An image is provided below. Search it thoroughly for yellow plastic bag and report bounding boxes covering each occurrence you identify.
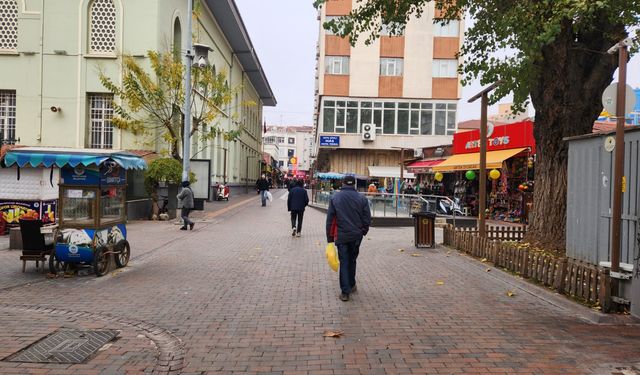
[325,243,339,272]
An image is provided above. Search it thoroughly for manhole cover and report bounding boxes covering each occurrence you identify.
[3,328,118,364]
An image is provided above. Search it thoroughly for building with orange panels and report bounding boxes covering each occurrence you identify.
[313,0,463,178]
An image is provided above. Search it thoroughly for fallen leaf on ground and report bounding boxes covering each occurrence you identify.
[398,248,405,252]
[323,330,343,338]
[592,306,602,311]
[436,281,444,285]
[481,258,488,263]
[46,273,58,279]
[411,253,421,257]
[485,268,491,272]
[254,247,262,250]
[506,290,516,297]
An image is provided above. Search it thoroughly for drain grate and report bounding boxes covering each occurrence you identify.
[4,328,118,364]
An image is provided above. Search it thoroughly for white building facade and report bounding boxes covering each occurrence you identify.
[0,0,275,194]
[313,0,462,178]
[263,125,315,176]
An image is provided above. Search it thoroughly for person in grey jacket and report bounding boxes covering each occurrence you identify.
[177,181,195,230]
[326,175,371,301]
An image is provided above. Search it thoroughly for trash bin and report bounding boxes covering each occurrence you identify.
[413,212,436,248]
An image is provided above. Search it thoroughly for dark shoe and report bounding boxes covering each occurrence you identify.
[292,227,297,236]
[189,223,195,230]
[180,226,187,230]
[339,293,349,302]
[351,284,357,293]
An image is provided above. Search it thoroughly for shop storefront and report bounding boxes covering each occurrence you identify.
[432,121,536,223]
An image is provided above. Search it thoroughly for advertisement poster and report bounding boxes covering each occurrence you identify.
[61,165,100,185]
[0,200,57,226]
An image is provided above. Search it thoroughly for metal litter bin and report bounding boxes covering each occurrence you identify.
[413,212,436,248]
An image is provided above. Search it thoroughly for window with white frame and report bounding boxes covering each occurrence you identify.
[88,94,114,149]
[89,0,117,54]
[0,0,18,51]
[325,56,350,75]
[380,22,405,36]
[380,58,403,77]
[0,90,16,143]
[324,16,345,36]
[432,59,458,78]
[433,19,460,37]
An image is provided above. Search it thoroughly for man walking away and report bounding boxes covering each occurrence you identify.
[288,179,309,237]
[326,175,372,301]
[177,181,195,230]
[256,174,270,207]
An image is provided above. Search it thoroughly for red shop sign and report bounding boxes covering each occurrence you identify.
[453,120,536,155]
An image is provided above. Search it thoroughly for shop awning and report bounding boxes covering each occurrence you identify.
[432,148,528,172]
[4,147,147,170]
[367,166,415,179]
[406,159,445,173]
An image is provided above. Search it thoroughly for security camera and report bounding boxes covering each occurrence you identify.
[196,56,207,68]
[621,37,633,47]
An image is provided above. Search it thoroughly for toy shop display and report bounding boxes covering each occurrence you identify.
[487,156,534,223]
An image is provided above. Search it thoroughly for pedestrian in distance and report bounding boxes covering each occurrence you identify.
[287,179,309,237]
[256,174,270,206]
[326,175,372,302]
[177,180,195,230]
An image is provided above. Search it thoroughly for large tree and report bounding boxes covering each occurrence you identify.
[316,0,639,251]
[100,51,241,160]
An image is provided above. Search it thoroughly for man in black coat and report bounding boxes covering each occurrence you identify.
[326,175,372,301]
[287,180,309,237]
[256,174,270,207]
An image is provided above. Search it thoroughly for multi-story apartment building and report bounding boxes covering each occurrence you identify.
[0,0,275,195]
[313,0,462,178]
[263,125,315,176]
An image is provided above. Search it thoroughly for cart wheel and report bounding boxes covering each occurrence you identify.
[114,240,130,268]
[93,246,110,277]
[49,252,68,274]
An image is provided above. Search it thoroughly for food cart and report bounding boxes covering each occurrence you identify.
[3,148,147,276]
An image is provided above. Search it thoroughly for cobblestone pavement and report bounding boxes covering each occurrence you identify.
[0,190,640,374]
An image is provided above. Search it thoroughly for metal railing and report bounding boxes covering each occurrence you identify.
[312,190,457,218]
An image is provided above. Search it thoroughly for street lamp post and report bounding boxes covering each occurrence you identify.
[468,81,502,238]
[181,0,194,182]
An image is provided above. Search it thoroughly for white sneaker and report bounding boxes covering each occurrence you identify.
[295,232,301,237]
[291,227,297,236]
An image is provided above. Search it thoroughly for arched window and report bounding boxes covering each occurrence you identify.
[0,0,19,51]
[173,18,181,61]
[89,0,116,54]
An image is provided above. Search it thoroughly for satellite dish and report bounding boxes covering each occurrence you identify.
[604,136,615,153]
[602,83,636,115]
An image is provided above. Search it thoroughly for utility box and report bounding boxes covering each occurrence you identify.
[414,212,436,248]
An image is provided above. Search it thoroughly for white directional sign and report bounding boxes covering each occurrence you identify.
[602,83,636,116]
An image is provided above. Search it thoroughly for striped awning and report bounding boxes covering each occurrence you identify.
[4,148,147,170]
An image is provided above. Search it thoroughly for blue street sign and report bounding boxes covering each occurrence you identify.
[320,136,340,147]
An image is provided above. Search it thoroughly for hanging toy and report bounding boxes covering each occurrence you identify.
[434,172,444,182]
[465,170,476,181]
[527,156,534,169]
[489,169,501,180]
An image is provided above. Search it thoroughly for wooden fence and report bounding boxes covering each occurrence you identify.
[443,225,611,309]
[453,225,528,241]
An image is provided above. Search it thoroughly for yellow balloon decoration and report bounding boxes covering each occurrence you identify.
[434,172,444,182]
[489,169,501,180]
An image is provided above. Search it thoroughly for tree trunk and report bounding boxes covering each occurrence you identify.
[526,18,624,252]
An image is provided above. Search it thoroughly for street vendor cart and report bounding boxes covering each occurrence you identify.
[3,148,147,276]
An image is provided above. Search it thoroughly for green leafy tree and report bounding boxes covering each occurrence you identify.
[99,51,240,160]
[144,158,196,217]
[316,0,639,250]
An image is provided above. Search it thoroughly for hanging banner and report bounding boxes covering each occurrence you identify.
[453,120,535,155]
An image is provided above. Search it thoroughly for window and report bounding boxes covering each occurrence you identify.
[433,20,460,37]
[0,0,18,51]
[89,0,117,54]
[380,22,404,36]
[288,137,295,144]
[325,56,349,75]
[287,149,295,157]
[435,103,447,135]
[277,137,285,144]
[0,90,16,143]
[432,59,458,78]
[324,16,345,36]
[380,58,403,77]
[278,160,284,168]
[264,136,276,144]
[173,18,182,61]
[88,94,114,149]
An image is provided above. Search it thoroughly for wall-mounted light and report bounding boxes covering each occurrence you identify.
[50,106,61,113]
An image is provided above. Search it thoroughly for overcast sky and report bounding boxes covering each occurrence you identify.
[235,0,640,126]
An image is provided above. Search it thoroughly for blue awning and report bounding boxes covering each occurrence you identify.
[4,148,147,170]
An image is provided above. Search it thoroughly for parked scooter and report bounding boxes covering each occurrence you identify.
[437,197,464,216]
[217,183,230,201]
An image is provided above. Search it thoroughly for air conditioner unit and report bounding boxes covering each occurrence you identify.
[414,149,423,158]
[362,124,376,142]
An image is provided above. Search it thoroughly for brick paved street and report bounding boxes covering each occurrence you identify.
[1,189,640,374]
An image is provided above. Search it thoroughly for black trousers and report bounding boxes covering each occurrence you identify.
[290,210,304,232]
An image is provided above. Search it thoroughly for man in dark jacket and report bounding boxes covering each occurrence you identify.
[287,179,309,237]
[177,181,195,230]
[256,174,270,206]
[326,175,372,301]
